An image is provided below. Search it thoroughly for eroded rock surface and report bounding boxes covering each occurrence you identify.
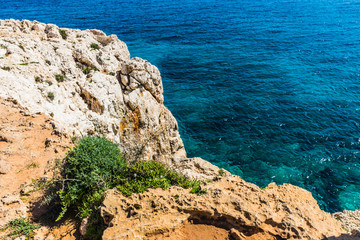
[100,176,344,240]
[333,210,360,236]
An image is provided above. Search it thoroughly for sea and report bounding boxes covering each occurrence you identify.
[1,0,359,213]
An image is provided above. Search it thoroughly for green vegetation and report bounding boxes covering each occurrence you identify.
[0,218,40,239]
[34,137,204,239]
[90,43,100,50]
[116,160,201,197]
[45,60,51,65]
[109,72,115,76]
[35,76,43,83]
[47,92,54,101]
[218,169,225,177]
[0,44,6,49]
[1,66,10,71]
[82,66,99,74]
[57,137,126,220]
[59,29,67,40]
[55,74,65,82]
[18,45,25,51]
[19,63,28,66]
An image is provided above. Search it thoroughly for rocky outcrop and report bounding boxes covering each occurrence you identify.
[100,176,344,240]
[0,19,185,163]
[333,210,360,236]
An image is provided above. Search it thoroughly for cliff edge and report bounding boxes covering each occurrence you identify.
[0,19,358,240]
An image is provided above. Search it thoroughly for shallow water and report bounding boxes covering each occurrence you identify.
[1,0,360,212]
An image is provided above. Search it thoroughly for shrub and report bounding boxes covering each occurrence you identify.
[55,74,65,82]
[18,45,25,51]
[0,218,40,239]
[109,72,115,76]
[47,92,54,101]
[1,66,10,71]
[82,66,99,74]
[35,76,42,83]
[90,43,99,50]
[45,60,51,65]
[57,137,126,220]
[59,29,67,40]
[115,160,201,197]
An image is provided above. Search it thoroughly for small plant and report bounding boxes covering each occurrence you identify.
[109,72,115,76]
[46,80,53,86]
[190,184,207,195]
[59,29,67,40]
[18,45,25,51]
[0,218,40,239]
[45,60,51,65]
[49,112,54,118]
[17,162,39,173]
[55,74,65,82]
[218,169,225,177]
[35,76,43,83]
[47,92,55,101]
[90,43,100,50]
[82,66,98,74]
[0,44,6,49]
[19,63,28,66]
[1,66,10,71]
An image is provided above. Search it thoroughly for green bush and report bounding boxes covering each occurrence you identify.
[35,76,42,83]
[59,29,67,40]
[47,92,54,101]
[1,66,10,71]
[55,74,65,82]
[90,43,100,50]
[57,137,126,220]
[18,45,25,51]
[82,66,99,74]
[116,160,200,197]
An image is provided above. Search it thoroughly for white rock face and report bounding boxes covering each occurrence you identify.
[0,19,186,163]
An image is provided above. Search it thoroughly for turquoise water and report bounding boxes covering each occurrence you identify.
[1,0,360,212]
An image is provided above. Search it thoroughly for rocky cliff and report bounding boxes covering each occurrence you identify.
[0,19,186,165]
[0,19,359,240]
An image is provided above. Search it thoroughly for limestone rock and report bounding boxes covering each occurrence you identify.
[333,209,360,234]
[172,157,224,180]
[100,176,344,240]
[0,19,185,163]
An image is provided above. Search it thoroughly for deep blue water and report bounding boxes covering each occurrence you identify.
[1,0,360,213]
